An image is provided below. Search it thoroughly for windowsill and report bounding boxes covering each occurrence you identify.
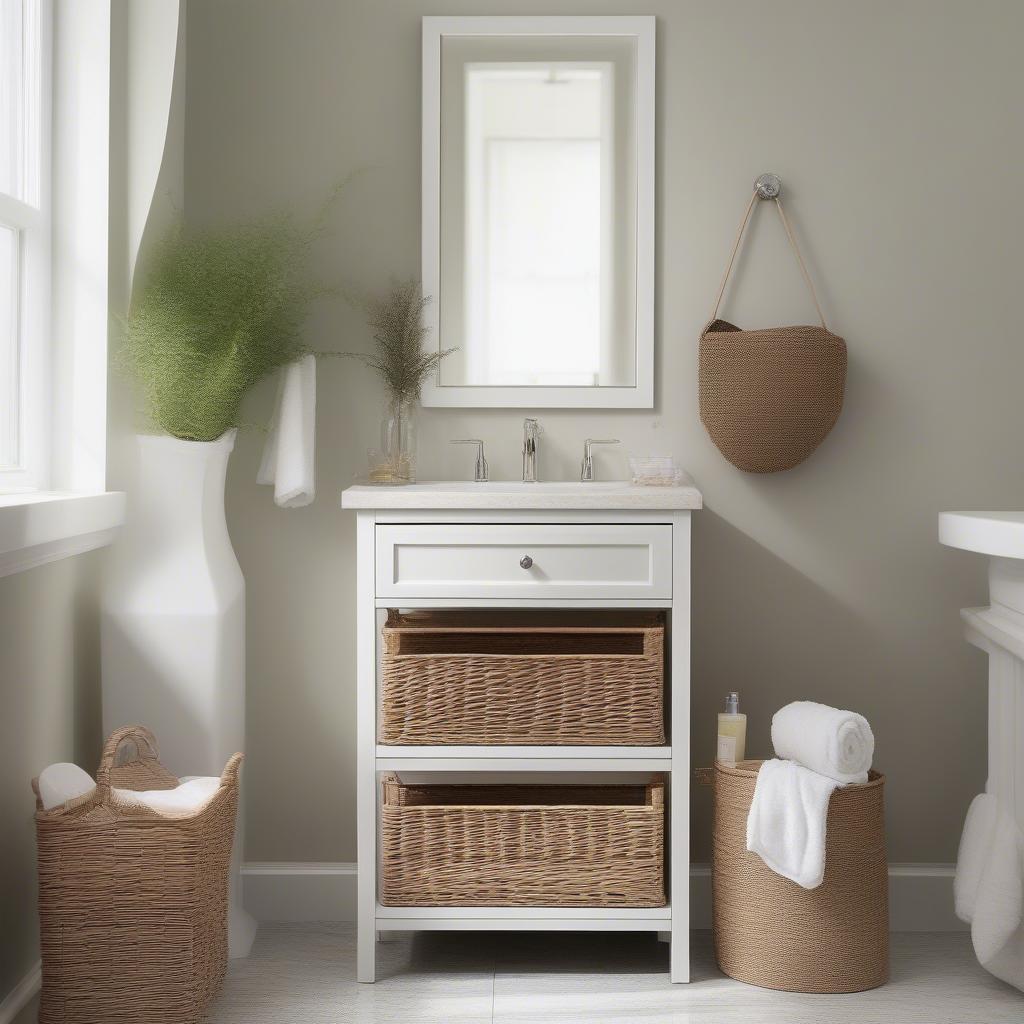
[0,490,126,578]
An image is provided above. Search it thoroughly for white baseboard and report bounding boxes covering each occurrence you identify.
[0,962,40,1024]
[243,862,358,923]
[242,862,963,932]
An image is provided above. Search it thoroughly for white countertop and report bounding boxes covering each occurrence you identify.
[340,480,702,511]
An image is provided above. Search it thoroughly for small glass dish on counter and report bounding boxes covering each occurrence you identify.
[628,455,687,487]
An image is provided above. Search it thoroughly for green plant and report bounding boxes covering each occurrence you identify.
[345,280,454,403]
[122,212,332,441]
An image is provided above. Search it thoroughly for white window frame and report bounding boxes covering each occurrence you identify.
[0,0,51,492]
[0,0,128,580]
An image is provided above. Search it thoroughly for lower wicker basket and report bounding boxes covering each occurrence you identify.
[380,775,666,907]
[712,759,889,993]
[32,726,240,1024]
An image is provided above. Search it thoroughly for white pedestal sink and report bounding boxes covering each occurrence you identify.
[940,511,1024,990]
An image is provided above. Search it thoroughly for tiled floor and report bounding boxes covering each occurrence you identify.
[16,925,1022,1023]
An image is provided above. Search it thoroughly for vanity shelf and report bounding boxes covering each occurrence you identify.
[376,745,672,772]
[341,482,701,984]
[375,903,673,931]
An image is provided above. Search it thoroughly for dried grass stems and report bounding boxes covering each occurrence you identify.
[338,280,455,403]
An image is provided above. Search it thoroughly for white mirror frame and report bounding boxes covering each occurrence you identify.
[421,15,655,409]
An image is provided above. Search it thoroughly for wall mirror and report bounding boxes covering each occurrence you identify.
[421,16,654,408]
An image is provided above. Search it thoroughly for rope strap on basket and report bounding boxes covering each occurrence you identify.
[711,189,827,330]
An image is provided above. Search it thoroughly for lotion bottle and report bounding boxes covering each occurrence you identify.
[716,691,747,765]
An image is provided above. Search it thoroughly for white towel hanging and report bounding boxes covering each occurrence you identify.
[258,354,317,508]
[745,758,840,889]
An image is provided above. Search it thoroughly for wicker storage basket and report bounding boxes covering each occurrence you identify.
[380,775,665,906]
[712,759,888,993]
[33,726,241,1024]
[380,610,665,745]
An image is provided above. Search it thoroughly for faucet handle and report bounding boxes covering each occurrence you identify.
[581,438,620,482]
[450,439,489,482]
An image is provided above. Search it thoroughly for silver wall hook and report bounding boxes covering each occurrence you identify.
[754,173,782,200]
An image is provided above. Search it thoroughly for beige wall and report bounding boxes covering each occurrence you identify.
[0,554,102,997]
[184,0,1024,865]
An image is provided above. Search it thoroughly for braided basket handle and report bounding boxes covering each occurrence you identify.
[95,725,160,791]
[219,753,244,792]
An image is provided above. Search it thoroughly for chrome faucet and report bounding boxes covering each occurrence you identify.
[581,438,620,481]
[450,439,488,482]
[522,418,540,483]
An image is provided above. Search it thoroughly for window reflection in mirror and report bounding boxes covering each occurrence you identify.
[439,36,638,390]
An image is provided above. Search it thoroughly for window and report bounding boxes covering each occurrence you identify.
[0,0,49,490]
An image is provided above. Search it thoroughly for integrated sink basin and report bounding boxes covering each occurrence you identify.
[939,512,1024,560]
[341,480,703,511]
[941,512,1024,616]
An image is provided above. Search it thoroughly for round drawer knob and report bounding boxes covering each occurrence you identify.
[519,555,534,569]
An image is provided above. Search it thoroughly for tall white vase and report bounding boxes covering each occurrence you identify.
[102,430,257,958]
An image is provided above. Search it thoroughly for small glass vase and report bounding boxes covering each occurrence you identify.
[369,395,417,485]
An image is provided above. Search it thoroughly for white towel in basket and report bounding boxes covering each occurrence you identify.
[746,758,840,889]
[37,762,220,814]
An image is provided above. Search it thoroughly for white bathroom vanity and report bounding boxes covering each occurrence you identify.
[341,481,702,983]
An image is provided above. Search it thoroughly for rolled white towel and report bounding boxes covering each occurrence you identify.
[771,700,874,785]
[37,762,96,810]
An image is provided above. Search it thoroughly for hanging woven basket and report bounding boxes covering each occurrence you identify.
[699,188,847,473]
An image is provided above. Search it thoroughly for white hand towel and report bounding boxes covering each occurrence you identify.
[258,354,316,508]
[37,762,96,810]
[971,810,1024,966]
[955,792,999,923]
[771,700,874,785]
[746,758,840,889]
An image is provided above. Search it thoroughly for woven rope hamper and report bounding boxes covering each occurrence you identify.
[380,775,666,906]
[712,759,889,993]
[33,726,241,1024]
[380,610,665,745]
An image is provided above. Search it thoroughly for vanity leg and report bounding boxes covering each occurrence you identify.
[356,512,377,983]
[670,513,692,983]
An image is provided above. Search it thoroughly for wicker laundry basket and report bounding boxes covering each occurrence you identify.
[380,775,666,907]
[380,610,666,745]
[712,759,888,993]
[33,725,241,1024]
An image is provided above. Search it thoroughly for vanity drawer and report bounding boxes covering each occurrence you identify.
[374,524,671,600]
